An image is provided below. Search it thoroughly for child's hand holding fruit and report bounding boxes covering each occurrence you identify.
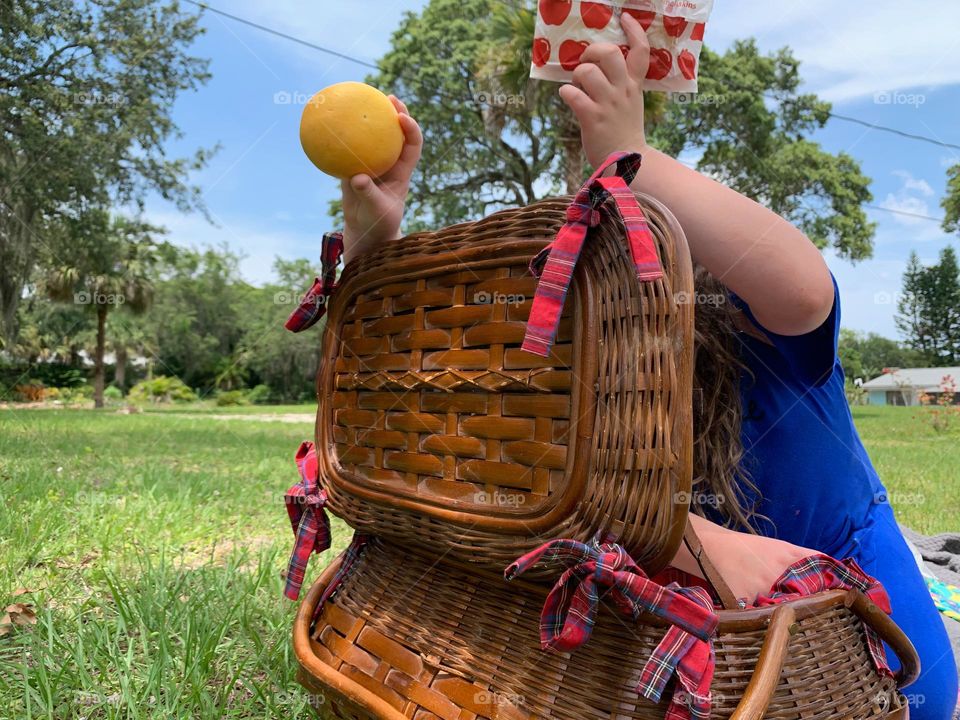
[299,83,422,264]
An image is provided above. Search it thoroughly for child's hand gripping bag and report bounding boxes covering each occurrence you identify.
[530,0,714,92]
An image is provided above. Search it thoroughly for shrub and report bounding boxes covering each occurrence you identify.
[103,385,124,402]
[128,376,198,404]
[215,389,249,407]
[13,381,46,402]
[245,384,271,405]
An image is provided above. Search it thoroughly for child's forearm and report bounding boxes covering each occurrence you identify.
[631,146,834,335]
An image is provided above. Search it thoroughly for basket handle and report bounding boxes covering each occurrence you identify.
[729,604,795,720]
[846,589,921,689]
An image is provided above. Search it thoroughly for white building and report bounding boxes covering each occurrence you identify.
[861,367,960,406]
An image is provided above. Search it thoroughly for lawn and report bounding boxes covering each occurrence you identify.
[0,404,956,718]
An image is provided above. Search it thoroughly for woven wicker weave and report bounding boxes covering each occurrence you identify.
[316,193,692,575]
[296,192,919,719]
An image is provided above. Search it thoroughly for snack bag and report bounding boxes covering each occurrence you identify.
[530,0,714,92]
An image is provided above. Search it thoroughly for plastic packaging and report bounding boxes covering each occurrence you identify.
[530,0,715,92]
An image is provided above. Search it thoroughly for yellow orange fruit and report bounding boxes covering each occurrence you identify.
[299,82,404,179]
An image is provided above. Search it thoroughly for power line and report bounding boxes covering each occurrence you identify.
[182,0,379,69]
[866,204,946,224]
[187,1,960,154]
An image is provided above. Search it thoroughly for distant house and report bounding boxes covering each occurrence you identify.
[861,367,960,406]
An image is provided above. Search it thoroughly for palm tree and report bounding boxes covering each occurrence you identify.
[485,1,667,192]
[43,212,161,408]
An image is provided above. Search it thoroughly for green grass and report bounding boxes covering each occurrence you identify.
[0,404,956,718]
[0,407,348,719]
[851,405,960,534]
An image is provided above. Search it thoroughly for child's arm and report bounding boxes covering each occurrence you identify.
[562,13,835,337]
[341,96,423,265]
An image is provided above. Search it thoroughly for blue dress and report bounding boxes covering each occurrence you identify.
[732,275,957,719]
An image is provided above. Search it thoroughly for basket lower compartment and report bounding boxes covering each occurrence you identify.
[294,539,905,720]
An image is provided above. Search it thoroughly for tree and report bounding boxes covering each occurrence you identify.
[839,328,927,381]
[41,212,160,407]
[896,247,960,365]
[943,162,960,235]
[352,0,874,261]
[0,0,213,346]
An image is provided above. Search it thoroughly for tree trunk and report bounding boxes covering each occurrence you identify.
[94,304,107,408]
[115,345,127,391]
[558,105,585,194]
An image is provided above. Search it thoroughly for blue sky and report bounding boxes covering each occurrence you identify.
[145,0,960,339]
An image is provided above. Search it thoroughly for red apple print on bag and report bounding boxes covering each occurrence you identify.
[678,49,696,79]
[539,0,572,25]
[691,22,705,41]
[619,44,630,60]
[559,39,589,70]
[532,37,551,67]
[622,8,656,31]
[663,15,688,37]
[580,2,612,29]
[646,48,672,80]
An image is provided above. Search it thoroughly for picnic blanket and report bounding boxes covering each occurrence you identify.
[900,524,960,717]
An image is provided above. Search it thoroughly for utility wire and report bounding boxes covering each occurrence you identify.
[186,0,959,224]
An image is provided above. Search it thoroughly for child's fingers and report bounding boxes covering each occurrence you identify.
[558,83,596,123]
[571,63,613,103]
[388,94,410,116]
[382,114,423,183]
[349,173,383,203]
[579,43,627,86]
[621,12,650,82]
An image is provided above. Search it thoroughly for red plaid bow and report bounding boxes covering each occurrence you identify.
[756,553,893,676]
[505,538,717,719]
[521,152,663,357]
[284,231,343,333]
[283,441,332,600]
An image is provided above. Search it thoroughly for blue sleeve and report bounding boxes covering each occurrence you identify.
[738,273,841,387]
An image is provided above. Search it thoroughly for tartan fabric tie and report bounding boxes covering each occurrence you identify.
[284,231,344,333]
[283,441,332,600]
[311,532,371,622]
[505,538,718,719]
[521,152,664,357]
[755,554,893,677]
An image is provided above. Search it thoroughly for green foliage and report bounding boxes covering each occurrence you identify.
[214,389,250,407]
[943,162,960,235]
[0,0,214,344]
[896,248,960,364]
[128,376,198,405]
[103,385,124,402]
[246,384,272,405]
[649,41,875,260]
[838,328,928,381]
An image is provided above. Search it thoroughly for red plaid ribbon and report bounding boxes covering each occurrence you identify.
[521,152,663,357]
[284,231,344,333]
[505,538,718,719]
[755,553,893,676]
[311,533,370,622]
[283,441,332,600]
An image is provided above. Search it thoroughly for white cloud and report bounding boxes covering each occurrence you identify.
[706,0,960,101]
[891,170,934,198]
[873,170,946,240]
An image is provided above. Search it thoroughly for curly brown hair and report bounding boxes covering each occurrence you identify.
[690,266,766,531]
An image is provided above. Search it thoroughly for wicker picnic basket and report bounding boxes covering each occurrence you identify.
[292,156,920,719]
